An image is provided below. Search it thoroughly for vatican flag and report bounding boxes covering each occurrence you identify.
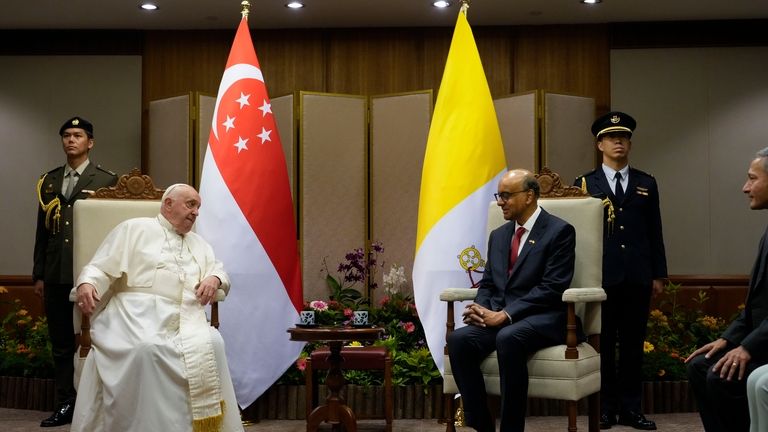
[412,7,506,374]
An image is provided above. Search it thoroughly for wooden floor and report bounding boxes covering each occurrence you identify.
[0,408,705,431]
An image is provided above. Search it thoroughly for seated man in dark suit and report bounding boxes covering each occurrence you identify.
[686,147,768,432]
[447,169,576,432]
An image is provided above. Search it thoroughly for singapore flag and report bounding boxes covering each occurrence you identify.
[197,17,303,408]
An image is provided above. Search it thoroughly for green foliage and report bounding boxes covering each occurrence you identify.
[390,347,442,388]
[0,291,54,378]
[324,272,363,306]
[642,282,732,380]
[278,260,442,389]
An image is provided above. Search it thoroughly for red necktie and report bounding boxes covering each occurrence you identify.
[509,226,526,272]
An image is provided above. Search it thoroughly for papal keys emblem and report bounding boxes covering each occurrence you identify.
[458,245,485,288]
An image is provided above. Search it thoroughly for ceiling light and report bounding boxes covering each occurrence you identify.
[580,0,602,4]
[139,3,158,10]
[433,1,451,8]
[285,2,304,8]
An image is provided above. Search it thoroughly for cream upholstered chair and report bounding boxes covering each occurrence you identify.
[68,169,225,386]
[441,168,606,432]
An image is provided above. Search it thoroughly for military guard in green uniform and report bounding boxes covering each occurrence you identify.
[33,117,117,427]
[575,112,668,431]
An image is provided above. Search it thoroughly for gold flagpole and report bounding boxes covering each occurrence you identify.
[241,0,250,20]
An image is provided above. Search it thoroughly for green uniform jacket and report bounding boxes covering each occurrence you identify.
[33,163,118,285]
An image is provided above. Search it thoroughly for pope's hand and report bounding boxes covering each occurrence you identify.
[196,276,220,306]
[76,283,100,315]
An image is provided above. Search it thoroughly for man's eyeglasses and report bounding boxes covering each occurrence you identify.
[494,190,528,203]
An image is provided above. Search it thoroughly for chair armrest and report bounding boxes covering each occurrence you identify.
[439,288,478,302]
[562,287,606,303]
[214,288,226,302]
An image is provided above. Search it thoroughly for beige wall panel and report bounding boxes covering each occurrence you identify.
[494,92,537,171]
[0,55,141,275]
[195,93,215,188]
[148,94,192,188]
[543,93,596,182]
[612,47,768,275]
[300,93,367,301]
[272,94,297,198]
[370,91,432,301]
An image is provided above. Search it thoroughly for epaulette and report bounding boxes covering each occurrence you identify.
[575,169,598,180]
[629,167,654,179]
[96,165,117,176]
[42,166,61,177]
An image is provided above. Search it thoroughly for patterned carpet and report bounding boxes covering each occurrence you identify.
[0,408,705,431]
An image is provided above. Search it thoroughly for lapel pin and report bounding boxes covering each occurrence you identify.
[528,239,535,244]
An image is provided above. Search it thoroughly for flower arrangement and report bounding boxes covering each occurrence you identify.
[321,241,384,304]
[642,282,732,380]
[0,287,54,378]
[302,299,353,326]
[282,257,441,388]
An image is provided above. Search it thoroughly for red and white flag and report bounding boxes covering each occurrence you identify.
[197,18,303,408]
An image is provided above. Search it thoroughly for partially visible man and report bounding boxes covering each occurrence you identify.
[32,116,117,427]
[447,169,576,432]
[686,148,768,432]
[71,184,243,432]
[574,112,666,430]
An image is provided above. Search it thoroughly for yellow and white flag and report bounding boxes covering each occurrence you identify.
[413,7,506,373]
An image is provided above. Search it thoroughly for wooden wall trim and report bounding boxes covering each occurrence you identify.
[0,30,142,55]
[610,19,768,49]
[0,275,34,286]
[669,274,749,287]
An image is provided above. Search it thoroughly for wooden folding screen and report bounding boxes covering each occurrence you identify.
[494,90,595,182]
[299,92,368,301]
[370,91,432,298]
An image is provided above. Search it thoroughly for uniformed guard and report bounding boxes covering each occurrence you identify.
[574,111,667,431]
[33,116,117,427]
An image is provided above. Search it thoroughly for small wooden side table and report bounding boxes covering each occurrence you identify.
[288,326,384,432]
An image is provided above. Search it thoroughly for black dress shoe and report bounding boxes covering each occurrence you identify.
[617,411,657,430]
[40,400,74,427]
[600,413,617,429]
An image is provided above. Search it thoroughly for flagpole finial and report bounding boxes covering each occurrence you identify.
[241,1,251,19]
[460,0,470,14]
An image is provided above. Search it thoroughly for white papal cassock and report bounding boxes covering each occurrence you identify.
[70,215,243,432]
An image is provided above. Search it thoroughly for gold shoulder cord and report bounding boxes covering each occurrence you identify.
[36,174,61,234]
[580,177,615,234]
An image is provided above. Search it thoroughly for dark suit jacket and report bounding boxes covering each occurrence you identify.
[722,227,768,360]
[33,162,117,285]
[574,167,667,287]
[474,208,576,340]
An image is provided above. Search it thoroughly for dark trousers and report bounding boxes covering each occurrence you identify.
[687,346,763,432]
[447,320,561,432]
[601,281,652,415]
[44,282,76,405]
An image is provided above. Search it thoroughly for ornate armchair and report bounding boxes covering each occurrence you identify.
[68,169,225,385]
[441,168,606,432]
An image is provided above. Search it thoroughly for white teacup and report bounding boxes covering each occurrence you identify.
[299,310,315,326]
[352,310,368,326]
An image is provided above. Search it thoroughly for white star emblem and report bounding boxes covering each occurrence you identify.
[236,92,251,109]
[222,115,236,132]
[234,136,249,153]
[258,100,272,117]
[257,127,272,144]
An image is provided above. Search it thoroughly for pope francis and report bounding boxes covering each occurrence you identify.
[70,184,243,432]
